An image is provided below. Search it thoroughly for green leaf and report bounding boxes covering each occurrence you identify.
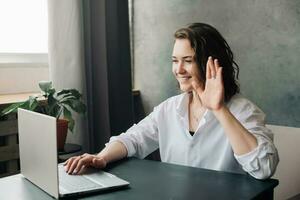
[49,104,61,118]
[55,107,63,118]
[1,102,26,116]
[29,96,37,107]
[57,89,81,99]
[68,118,75,132]
[28,96,39,111]
[39,81,52,93]
[61,99,86,114]
[0,98,36,116]
[47,94,66,117]
[18,101,31,110]
[63,106,75,132]
[48,88,56,96]
[59,95,78,102]
[47,95,56,106]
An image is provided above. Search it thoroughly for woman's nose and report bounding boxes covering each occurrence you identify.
[176,61,186,74]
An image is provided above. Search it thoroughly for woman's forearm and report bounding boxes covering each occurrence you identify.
[213,106,258,155]
[97,141,128,164]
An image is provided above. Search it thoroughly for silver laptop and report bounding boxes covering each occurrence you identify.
[17,108,129,199]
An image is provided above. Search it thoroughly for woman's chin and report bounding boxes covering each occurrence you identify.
[179,85,193,92]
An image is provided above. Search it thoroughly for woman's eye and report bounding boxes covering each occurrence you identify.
[185,60,192,63]
[172,60,178,63]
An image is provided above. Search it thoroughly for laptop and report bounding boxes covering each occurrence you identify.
[17,108,129,199]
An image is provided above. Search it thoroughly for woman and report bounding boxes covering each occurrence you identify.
[65,23,279,180]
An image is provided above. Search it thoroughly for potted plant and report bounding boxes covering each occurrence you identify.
[1,81,86,150]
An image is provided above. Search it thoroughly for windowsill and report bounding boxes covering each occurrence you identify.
[132,89,140,97]
[0,53,48,64]
[0,90,140,106]
[0,92,40,105]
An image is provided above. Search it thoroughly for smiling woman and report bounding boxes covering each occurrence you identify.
[172,39,196,92]
[64,23,279,181]
[173,23,240,103]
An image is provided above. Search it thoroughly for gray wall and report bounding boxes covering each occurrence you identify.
[133,0,300,127]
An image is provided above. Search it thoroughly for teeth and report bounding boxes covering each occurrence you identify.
[179,77,190,79]
[179,77,190,81]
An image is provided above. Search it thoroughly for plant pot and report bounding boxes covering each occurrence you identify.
[57,119,68,151]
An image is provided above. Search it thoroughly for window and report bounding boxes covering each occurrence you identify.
[0,0,49,94]
[0,0,48,54]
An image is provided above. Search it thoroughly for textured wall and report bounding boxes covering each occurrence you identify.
[133,0,300,127]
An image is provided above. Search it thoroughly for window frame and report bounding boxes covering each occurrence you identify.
[0,53,48,68]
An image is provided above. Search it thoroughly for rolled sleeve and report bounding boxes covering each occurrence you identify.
[106,110,159,159]
[234,134,279,179]
[233,100,279,179]
[108,130,138,157]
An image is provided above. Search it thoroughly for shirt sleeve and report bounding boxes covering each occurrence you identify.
[107,108,159,159]
[233,101,279,180]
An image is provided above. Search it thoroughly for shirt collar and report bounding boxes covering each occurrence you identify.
[203,109,214,121]
[175,92,215,121]
[176,92,189,118]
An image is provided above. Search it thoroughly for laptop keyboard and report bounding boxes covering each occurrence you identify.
[58,165,103,193]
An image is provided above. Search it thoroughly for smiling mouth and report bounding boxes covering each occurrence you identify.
[178,76,192,81]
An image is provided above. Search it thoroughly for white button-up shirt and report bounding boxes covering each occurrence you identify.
[109,93,279,179]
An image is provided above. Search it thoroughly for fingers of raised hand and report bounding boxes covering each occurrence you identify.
[206,56,212,79]
[206,57,223,80]
[214,58,219,69]
[217,66,223,81]
[209,57,216,79]
[213,59,223,81]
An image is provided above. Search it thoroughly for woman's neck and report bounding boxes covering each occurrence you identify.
[189,90,202,107]
[188,90,205,132]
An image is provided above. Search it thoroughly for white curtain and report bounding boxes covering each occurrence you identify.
[47,0,89,151]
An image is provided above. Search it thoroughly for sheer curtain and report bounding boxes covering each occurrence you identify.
[47,0,133,154]
[47,0,89,151]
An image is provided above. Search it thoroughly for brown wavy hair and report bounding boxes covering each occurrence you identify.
[174,23,240,102]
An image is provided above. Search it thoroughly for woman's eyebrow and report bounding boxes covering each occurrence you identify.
[182,56,193,59]
[172,55,193,59]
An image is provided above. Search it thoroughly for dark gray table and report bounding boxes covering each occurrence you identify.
[0,158,278,200]
[58,143,82,156]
